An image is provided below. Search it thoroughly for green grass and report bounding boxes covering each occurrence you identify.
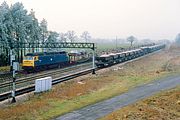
[96,43,130,51]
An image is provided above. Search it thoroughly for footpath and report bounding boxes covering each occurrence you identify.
[55,75,180,120]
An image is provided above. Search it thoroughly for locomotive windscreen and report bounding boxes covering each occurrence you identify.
[24,56,33,60]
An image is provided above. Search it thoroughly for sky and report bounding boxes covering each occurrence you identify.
[2,0,180,40]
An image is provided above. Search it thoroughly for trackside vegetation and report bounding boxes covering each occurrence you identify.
[0,45,180,119]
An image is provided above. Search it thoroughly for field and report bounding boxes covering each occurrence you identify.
[101,86,180,120]
[0,44,180,120]
[97,43,129,50]
[96,43,143,55]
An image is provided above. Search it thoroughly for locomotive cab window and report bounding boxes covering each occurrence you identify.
[34,56,38,61]
[24,56,33,60]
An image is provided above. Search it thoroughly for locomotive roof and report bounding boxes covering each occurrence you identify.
[26,51,66,56]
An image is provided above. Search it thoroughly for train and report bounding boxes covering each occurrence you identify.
[22,50,89,72]
[22,44,165,72]
[95,44,165,68]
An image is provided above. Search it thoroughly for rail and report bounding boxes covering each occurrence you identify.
[0,68,94,101]
[0,62,92,94]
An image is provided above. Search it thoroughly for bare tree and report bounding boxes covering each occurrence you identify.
[40,18,48,44]
[80,31,91,42]
[66,30,77,42]
[127,36,136,47]
[59,32,67,42]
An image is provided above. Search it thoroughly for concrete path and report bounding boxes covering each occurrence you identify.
[55,75,180,120]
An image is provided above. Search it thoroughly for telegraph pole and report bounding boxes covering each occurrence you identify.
[11,63,16,103]
[9,38,16,103]
[92,43,96,74]
[10,49,13,72]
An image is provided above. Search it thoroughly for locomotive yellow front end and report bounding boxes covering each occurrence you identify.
[22,56,35,70]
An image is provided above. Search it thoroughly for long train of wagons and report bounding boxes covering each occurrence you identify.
[95,44,165,67]
[22,44,165,72]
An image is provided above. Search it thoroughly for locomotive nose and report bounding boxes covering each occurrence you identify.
[23,60,34,67]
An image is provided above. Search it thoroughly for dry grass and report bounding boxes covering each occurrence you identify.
[0,45,180,120]
[0,66,10,72]
[100,86,180,120]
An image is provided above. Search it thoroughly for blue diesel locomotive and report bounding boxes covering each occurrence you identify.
[22,51,69,71]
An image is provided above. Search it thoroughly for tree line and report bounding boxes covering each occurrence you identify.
[0,2,91,66]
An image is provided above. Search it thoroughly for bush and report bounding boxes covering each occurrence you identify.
[0,54,8,66]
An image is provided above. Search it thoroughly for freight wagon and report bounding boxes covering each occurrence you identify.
[96,44,165,68]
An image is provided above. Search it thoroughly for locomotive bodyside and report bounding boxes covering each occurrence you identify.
[22,51,69,71]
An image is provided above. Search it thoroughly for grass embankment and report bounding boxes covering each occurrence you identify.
[0,65,24,83]
[0,66,11,83]
[101,86,180,120]
[0,45,180,120]
[0,66,10,72]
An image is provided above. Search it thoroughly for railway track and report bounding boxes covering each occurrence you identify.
[0,48,163,102]
[0,62,93,95]
[0,59,92,82]
[0,68,94,102]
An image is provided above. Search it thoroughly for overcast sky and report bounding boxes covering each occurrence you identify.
[3,0,180,40]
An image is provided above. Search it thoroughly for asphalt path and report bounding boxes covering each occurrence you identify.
[55,75,180,120]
